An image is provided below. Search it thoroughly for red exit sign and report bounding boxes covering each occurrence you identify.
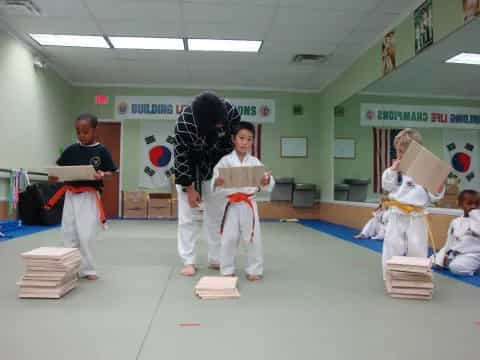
[95,95,109,105]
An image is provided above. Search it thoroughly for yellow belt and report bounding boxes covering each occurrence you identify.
[384,200,437,252]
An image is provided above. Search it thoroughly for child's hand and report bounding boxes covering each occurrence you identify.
[261,172,272,186]
[391,158,401,171]
[48,176,59,184]
[94,170,105,180]
[214,177,225,187]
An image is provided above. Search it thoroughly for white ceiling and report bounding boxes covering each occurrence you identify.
[364,18,480,99]
[0,0,423,90]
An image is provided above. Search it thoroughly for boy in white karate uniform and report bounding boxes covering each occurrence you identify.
[212,121,274,281]
[381,128,445,277]
[433,190,480,276]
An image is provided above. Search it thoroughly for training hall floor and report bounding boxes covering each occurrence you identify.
[1,220,479,360]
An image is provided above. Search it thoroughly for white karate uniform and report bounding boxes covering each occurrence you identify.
[212,151,275,276]
[61,191,100,277]
[359,209,388,239]
[433,209,480,276]
[381,168,445,276]
[177,180,227,267]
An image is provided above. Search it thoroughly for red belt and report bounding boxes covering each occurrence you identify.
[44,185,106,225]
[220,192,255,242]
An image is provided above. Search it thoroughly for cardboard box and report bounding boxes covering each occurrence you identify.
[170,175,177,200]
[399,140,451,194]
[445,184,460,196]
[123,191,148,219]
[148,193,171,218]
[218,166,266,188]
[123,208,148,219]
[437,194,458,209]
[170,199,178,218]
[124,191,148,207]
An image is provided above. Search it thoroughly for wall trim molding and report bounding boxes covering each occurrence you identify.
[360,91,480,102]
[71,81,323,93]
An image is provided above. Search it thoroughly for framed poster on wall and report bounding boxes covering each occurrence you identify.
[334,138,356,159]
[382,30,396,75]
[463,0,480,22]
[414,0,433,53]
[281,137,308,158]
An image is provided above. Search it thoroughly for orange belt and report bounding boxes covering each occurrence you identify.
[220,192,255,242]
[44,185,106,225]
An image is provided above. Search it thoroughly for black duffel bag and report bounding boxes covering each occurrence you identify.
[18,183,65,225]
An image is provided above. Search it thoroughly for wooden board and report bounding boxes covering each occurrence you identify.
[47,165,96,182]
[399,140,451,194]
[218,166,265,188]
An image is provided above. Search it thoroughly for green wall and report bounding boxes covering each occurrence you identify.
[0,0,471,203]
[73,87,322,195]
[317,0,468,200]
[334,94,480,200]
[0,29,74,200]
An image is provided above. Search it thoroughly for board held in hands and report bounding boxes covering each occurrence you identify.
[47,165,96,182]
[399,140,451,194]
[218,166,266,188]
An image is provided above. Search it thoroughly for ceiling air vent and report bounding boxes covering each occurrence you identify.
[0,0,42,15]
[292,54,329,65]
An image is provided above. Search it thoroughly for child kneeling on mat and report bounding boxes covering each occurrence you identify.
[433,190,480,276]
[212,121,274,281]
[49,113,117,280]
[381,128,445,279]
[355,194,389,240]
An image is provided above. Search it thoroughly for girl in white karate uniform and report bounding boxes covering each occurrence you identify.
[433,190,480,276]
[381,128,445,277]
[355,195,388,240]
[212,121,274,281]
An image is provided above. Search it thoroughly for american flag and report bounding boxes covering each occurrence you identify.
[372,128,400,193]
[251,124,262,159]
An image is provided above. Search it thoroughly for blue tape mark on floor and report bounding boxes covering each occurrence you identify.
[299,219,480,288]
[0,220,57,242]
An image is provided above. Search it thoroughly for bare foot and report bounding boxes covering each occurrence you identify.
[180,265,197,276]
[354,234,366,239]
[208,264,220,270]
[246,274,263,281]
[86,274,98,281]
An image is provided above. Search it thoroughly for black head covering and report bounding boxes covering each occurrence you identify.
[192,91,227,142]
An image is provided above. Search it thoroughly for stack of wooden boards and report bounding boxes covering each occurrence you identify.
[385,256,434,300]
[194,276,240,299]
[17,247,81,299]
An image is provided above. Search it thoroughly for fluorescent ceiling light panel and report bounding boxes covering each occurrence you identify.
[29,34,109,48]
[188,39,262,52]
[445,52,480,65]
[109,37,184,50]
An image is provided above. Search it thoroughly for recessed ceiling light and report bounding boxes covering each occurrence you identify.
[446,52,480,65]
[29,34,109,48]
[187,39,262,52]
[109,37,185,50]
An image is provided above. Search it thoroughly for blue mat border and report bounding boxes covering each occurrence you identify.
[0,222,58,242]
[298,219,480,288]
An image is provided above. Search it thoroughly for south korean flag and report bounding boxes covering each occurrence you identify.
[443,129,479,190]
[139,122,174,189]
